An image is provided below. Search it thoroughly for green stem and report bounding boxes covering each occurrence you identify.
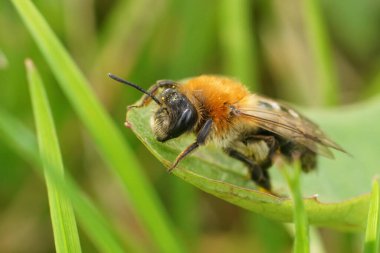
[282,162,310,253]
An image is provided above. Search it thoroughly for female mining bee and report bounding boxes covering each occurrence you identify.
[109,74,345,190]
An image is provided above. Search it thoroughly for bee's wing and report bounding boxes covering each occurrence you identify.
[235,95,346,158]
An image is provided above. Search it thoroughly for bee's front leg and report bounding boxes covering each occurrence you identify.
[168,118,213,172]
[134,80,178,108]
[126,80,178,123]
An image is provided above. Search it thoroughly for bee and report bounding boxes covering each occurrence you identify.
[109,74,345,191]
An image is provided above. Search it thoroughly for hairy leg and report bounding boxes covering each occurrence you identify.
[224,148,271,190]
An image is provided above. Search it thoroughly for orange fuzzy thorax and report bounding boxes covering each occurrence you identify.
[179,75,250,134]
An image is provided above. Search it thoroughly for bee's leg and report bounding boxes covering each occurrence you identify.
[247,134,282,166]
[126,80,178,125]
[133,80,178,108]
[246,135,279,158]
[127,86,160,110]
[224,148,271,190]
[168,118,213,173]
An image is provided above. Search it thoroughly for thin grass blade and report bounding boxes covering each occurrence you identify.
[364,178,380,253]
[302,0,339,105]
[0,49,8,69]
[281,161,310,253]
[219,0,259,89]
[92,0,167,78]
[363,63,380,99]
[26,59,82,253]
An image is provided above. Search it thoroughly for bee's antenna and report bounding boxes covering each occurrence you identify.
[108,73,162,105]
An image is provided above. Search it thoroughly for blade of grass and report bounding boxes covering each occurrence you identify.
[0,49,8,69]
[26,59,82,253]
[0,113,36,166]
[281,160,310,253]
[364,178,380,253]
[168,0,216,79]
[11,1,185,252]
[91,0,167,80]
[284,226,327,253]
[0,108,143,253]
[363,62,380,99]
[309,228,326,253]
[219,0,259,90]
[302,0,339,106]
[63,0,96,70]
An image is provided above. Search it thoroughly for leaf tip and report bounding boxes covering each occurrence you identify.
[124,121,132,128]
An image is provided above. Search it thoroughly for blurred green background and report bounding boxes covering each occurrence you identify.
[1,0,380,252]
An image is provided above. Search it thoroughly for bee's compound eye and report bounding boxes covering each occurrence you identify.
[151,90,198,142]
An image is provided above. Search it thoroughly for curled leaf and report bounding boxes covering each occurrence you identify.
[126,97,380,232]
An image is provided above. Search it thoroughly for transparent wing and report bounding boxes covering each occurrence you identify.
[235,95,346,158]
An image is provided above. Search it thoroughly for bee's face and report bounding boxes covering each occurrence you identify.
[151,88,198,142]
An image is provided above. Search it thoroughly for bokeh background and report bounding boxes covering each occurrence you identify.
[1,0,380,252]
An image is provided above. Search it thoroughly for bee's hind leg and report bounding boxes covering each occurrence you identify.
[224,148,271,191]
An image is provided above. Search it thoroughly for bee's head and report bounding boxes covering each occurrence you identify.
[152,88,197,142]
[108,74,197,143]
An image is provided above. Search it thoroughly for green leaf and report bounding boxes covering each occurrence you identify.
[127,95,380,232]
[364,179,380,253]
[26,59,82,253]
[11,1,184,252]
